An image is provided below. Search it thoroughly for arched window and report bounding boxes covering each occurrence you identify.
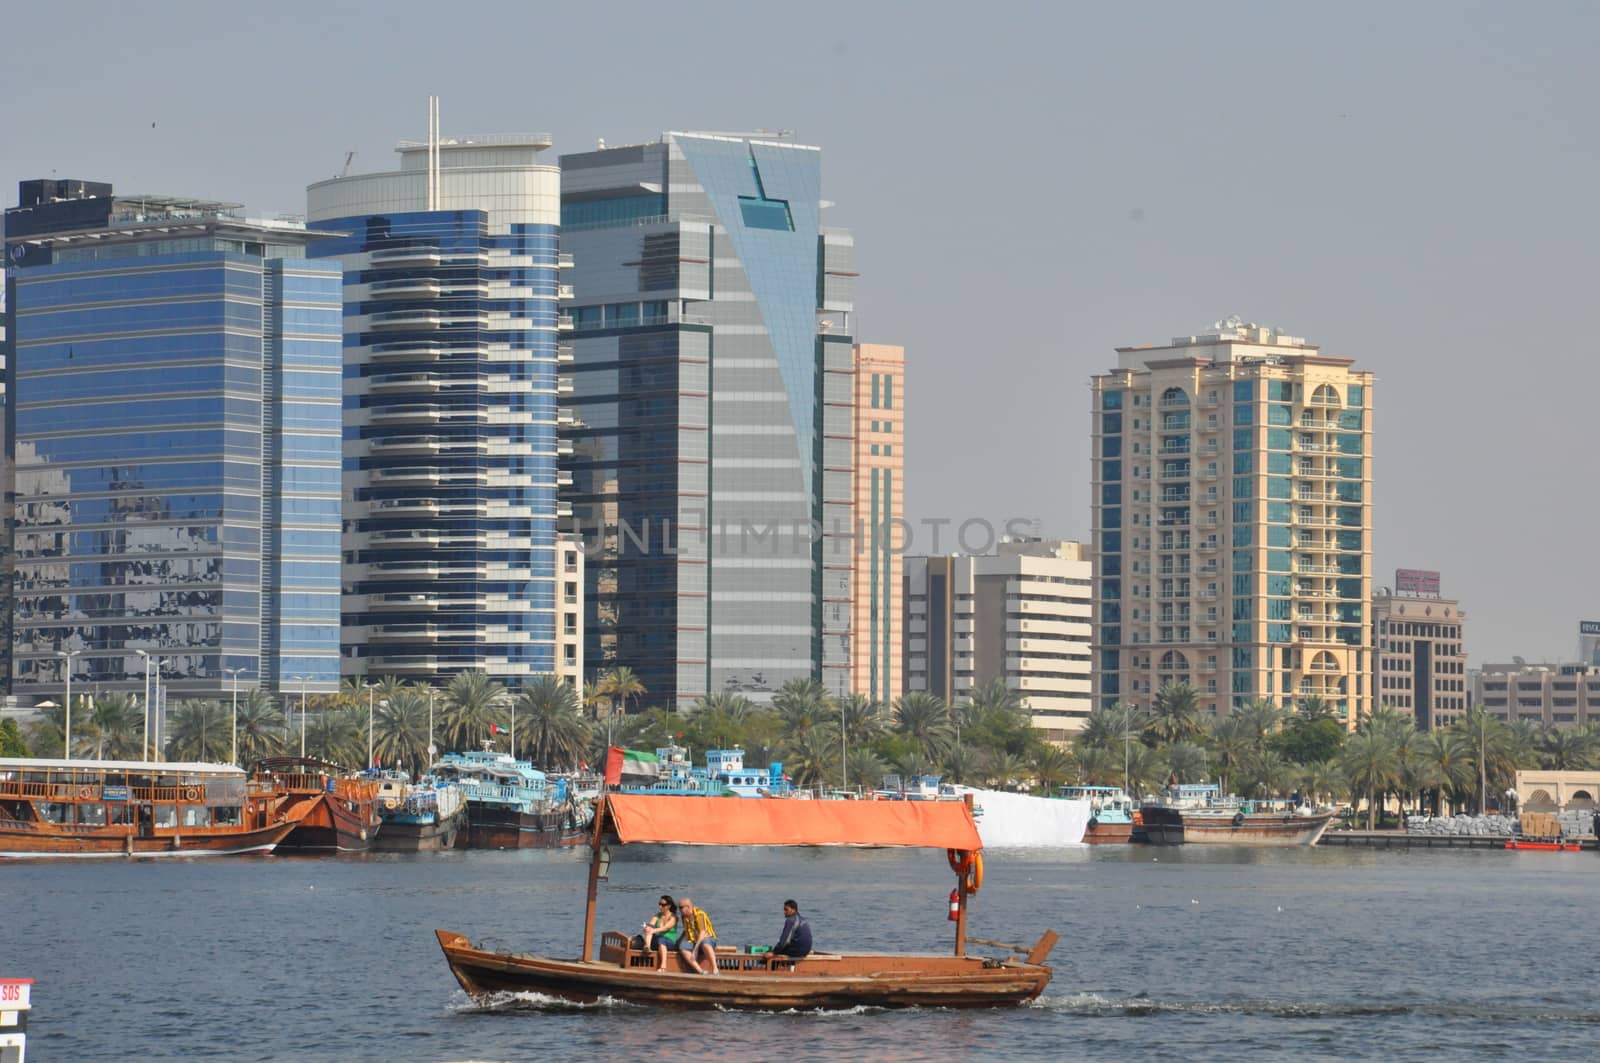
[1160,387,1189,408]
[1312,384,1341,407]
[1159,650,1189,672]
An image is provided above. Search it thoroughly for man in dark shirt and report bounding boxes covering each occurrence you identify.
[772,899,813,959]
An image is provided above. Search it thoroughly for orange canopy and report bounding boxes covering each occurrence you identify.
[604,794,982,851]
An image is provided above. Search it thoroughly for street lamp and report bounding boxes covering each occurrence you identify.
[224,667,245,766]
[137,650,152,761]
[299,677,309,759]
[365,683,375,771]
[427,687,437,767]
[55,650,78,759]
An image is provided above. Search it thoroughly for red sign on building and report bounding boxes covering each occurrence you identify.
[1395,569,1441,596]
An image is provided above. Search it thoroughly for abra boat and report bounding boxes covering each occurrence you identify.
[1504,837,1583,851]
[1141,785,1334,847]
[253,757,382,853]
[372,774,466,852]
[436,793,1058,1010]
[430,751,587,849]
[0,757,295,858]
[1060,785,1135,844]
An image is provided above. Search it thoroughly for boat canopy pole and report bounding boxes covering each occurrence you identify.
[954,794,972,957]
[581,797,608,962]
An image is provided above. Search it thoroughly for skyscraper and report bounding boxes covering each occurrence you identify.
[3,179,343,701]
[304,113,569,686]
[1091,318,1375,724]
[559,132,857,709]
[851,343,904,706]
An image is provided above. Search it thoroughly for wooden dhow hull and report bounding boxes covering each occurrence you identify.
[373,808,466,852]
[1083,819,1133,844]
[459,806,585,850]
[435,930,1051,1010]
[0,819,295,858]
[275,791,381,853]
[1140,806,1334,847]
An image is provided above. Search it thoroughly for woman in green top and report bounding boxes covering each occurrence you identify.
[641,894,678,969]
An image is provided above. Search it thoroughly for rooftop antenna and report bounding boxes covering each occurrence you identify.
[426,96,441,211]
[340,151,355,178]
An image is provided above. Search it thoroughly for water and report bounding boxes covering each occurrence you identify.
[7,845,1598,1061]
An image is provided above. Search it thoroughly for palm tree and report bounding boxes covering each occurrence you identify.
[372,688,432,776]
[1032,745,1073,794]
[1298,759,1339,807]
[836,694,885,749]
[783,726,841,787]
[941,744,983,786]
[1340,729,1402,829]
[307,707,363,768]
[1206,716,1254,797]
[234,690,286,768]
[1540,725,1600,771]
[1422,729,1474,815]
[892,750,935,782]
[892,692,954,760]
[691,691,756,723]
[846,748,886,790]
[1453,707,1512,814]
[165,700,229,762]
[88,693,140,760]
[441,672,508,751]
[1076,701,1144,752]
[1124,743,1166,799]
[1070,743,1122,787]
[1146,682,1204,745]
[772,678,831,739]
[982,751,1029,790]
[1233,698,1283,749]
[1296,695,1336,722]
[582,681,611,725]
[1239,750,1296,798]
[599,667,647,719]
[1165,741,1209,785]
[516,676,590,771]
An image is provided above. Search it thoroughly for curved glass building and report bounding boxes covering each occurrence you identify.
[305,132,568,685]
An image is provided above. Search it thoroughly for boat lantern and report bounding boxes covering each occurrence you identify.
[597,845,612,881]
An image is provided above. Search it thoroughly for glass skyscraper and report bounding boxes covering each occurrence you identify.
[305,132,566,684]
[560,132,857,709]
[2,179,344,701]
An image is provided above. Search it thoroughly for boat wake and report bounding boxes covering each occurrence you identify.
[1034,992,1600,1024]
[456,990,633,1013]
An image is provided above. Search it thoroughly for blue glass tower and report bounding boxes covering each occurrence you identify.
[2,180,344,701]
[305,134,565,685]
[560,133,857,708]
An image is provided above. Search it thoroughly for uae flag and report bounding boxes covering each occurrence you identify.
[489,723,508,736]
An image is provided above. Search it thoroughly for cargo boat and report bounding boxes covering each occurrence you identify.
[373,775,466,852]
[1141,784,1334,847]
[1059,785,1135,844]
[0,757,295,858]
[430,751,588,849]
[437,793,1057,1010]
[253,757,382,853]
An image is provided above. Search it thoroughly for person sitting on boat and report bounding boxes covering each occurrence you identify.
[770,899,812,960]
[641,894,678,967]
[675,897,719,975]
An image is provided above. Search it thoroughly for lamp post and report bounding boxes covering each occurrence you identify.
[427,687,436,767]
[56,650,78,759]
[137,650,152,761]
[224,668,244,766]
[840,700,849,791]
[366,683,375,771]
[300,677,309,759]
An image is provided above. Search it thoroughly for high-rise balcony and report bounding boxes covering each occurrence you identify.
[369,278,443,300]
[369,247,442,269]
[369,373,441,393]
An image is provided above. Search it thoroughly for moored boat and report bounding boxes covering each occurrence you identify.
[430,751,588,849]
[1060,785,1135,844]
[372,774,466,852]
[1504,837,1583,851]
[253,757,382,853]
[0,757,296,858]
[436,793,1057,1010]
[1141,786,1334,847]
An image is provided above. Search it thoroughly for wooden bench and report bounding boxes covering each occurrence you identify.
[598,931,840,973]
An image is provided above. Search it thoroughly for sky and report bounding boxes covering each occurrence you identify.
[2,0,1595,665]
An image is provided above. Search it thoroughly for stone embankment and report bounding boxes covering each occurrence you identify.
[1403,811,1597,837]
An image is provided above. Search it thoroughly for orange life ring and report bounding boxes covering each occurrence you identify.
[965,851,984,894]
[947,848,974,876]
[184,787,200,802]
[78,786,94,799]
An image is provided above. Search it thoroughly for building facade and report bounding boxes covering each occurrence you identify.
[3,179,343,701]
[850,343,904,706]
[1475,662,1600,727]
[559,132,857,710]
[1372,580,1467,730]
[1091,318,1375,724]
[903,539,1093,740]
[305,124,569,686]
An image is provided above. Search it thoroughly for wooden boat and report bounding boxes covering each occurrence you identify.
[430,751,587,849]
[436,793,1057,1010]
[1060,785,1134,844]
[372,775,466,852]
[1504,837,1582,852]
[1141,803,1335,847]
[253,758,382,853]
[0,757,296,858]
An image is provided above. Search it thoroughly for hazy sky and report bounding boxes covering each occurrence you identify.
[4,1,1595,664]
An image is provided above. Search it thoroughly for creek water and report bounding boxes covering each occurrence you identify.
[7,844,1596,1061]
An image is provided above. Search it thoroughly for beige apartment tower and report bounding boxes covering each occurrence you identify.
[1372,579,1467,731]
[904,539,1094,740]
[850,343,905,705]
[1091,318,1375,725]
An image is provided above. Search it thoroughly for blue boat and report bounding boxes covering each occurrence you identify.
[429,751,588,849]
[372,772,467,852]
[610,745,790,798]
[1057,785,1134,844]
[704,749,791,797]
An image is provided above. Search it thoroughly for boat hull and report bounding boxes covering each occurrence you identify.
[374,808,466,852]
[435,930,1051,1010]
[1140,806,1334,846]
[1505,839,1582,851]
[1083,819,1133,844]
[276,792,382,853]
[0,820,295,859]
[459,805,585,850]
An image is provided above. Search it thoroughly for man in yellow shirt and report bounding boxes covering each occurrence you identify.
[676,897,719,975]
